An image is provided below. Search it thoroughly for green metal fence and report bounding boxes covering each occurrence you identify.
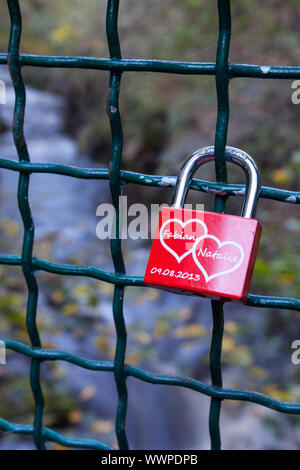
[0,0,299,451]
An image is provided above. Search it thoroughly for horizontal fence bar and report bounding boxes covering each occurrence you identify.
[1,54,300,79]
[0,417,113,450]
[32,257,145,286]
[0,158,299,203]
[0,54,216,74]
[4,339,114,371]
[0,254,299,311]
[2,340,300,415]
[125,366,300,414]
[0,254,22,265]
[247,295,300,310]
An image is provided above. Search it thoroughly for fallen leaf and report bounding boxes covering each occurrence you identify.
[90,419,114,434]
[174,323,206,339]
[132,331,152,344]
[79,385,97,402]
[67,409,83,424]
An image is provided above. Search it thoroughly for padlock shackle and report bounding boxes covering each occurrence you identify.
[171,146,259,218]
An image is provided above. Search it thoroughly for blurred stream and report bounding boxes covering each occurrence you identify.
[0,66,299,450]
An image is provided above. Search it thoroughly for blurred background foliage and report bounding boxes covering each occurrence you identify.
[1,0,298,297]
[0,0,299,449]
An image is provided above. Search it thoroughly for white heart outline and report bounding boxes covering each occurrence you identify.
[192,234,245,282]
[159,217,208,263]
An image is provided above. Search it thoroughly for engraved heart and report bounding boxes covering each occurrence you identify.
[160,218,208,263]
[192,234,244,282]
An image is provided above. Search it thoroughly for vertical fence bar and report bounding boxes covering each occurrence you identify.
[215,0,231,191]
[214,0,231,212]
[6,0,45,450]
[208,0,231,450]
[106,0,129,450]
[209,300,224,450]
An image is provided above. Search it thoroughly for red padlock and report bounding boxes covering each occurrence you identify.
[144,146,262,302]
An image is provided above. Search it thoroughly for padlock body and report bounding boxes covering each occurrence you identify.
[144,207,262,302]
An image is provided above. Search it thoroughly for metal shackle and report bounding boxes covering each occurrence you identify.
[171,146,260,219]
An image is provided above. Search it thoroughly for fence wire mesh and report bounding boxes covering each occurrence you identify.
[0,0,299,451]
